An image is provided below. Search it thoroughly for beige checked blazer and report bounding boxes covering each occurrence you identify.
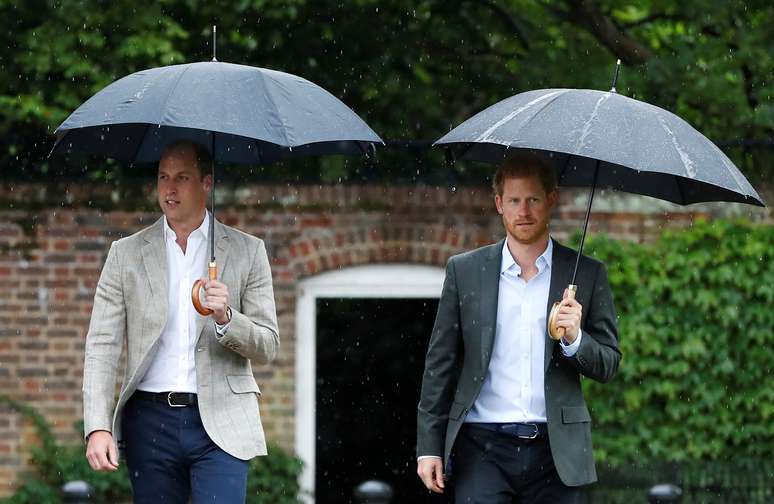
[82,217,279,460]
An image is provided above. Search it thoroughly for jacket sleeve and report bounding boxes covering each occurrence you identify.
[216,239,279,364]
[416,257,463,458]
[568,263,621,383]
[82,241,126,438]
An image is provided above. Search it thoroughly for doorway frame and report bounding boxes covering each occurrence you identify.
[295,264,445,502]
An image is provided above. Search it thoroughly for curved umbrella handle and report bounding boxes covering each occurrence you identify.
[192,262,217,316]
[548,284,577,341]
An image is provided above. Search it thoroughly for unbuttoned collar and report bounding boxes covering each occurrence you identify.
[501,237,553,276]
[163,211,210,243]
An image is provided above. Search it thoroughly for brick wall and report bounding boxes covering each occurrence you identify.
[0,180,770,495]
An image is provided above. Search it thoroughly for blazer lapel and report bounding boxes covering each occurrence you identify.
[213,220,231,283]
[139,218,169,352]
[480,239,504,370]
[195,219,231,344]
[545,238,574,372]
[141,218,169,305]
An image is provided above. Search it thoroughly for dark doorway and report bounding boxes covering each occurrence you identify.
[316,297,442,504]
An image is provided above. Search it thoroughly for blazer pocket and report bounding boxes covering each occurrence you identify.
[227,375,262,396]
[561,406,591,424]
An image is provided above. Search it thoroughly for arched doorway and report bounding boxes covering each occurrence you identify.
[295,265,445,502]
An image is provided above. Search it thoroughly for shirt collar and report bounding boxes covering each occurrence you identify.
[163,210,210,243]
[501,237,553,275]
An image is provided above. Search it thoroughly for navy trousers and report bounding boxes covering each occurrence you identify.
[122,394,249,503]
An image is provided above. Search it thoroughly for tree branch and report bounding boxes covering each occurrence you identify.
[555,0,653,65]
[739,63,759,110]
[470,0,531,51]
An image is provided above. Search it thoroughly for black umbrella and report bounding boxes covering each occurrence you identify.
[434,61,765,339]
[51,29,383,315]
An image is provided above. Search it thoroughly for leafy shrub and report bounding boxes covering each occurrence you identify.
[247,444,303,504]
[579,219,773,480]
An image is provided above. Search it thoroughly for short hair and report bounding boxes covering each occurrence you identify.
[161,140,213,178]
[492,151,557,196]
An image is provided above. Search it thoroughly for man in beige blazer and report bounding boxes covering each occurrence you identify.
[82,141,279,503]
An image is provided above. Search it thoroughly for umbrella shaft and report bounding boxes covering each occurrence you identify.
[210,154,215,262]
[571,160,599,285]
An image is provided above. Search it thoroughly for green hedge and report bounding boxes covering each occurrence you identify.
[581,219,773,466]
[0,396,302,504]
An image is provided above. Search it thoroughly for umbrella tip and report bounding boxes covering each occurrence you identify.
[610,59,621,93]
[211,25,218,62]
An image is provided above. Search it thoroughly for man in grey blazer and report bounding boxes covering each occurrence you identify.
[416,152,620,503]
[82,141,279,503]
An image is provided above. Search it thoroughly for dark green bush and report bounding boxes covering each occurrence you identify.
[247,444,303,504]
[0,396,130,504]
[579,221,774,503]
[0,396,302,504]
[580,219,774,499]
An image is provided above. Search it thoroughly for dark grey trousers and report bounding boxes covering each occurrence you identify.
[451,424,586,504]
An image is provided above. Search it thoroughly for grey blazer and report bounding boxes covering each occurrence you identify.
[417,238,620,486]
[82,217,279,460]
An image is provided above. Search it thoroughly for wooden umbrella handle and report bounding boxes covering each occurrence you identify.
[548,284,577,341]
[192,261,217,316]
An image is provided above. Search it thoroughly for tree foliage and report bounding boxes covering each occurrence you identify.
[1,0,772,182]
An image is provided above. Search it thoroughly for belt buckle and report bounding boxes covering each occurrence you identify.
[518,423,539,439]
[167,392,186,408]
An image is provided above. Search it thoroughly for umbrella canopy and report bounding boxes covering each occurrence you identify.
[434,81,765,340]
[435,88,764,207]
[51,59,383,316]
[51,61,383,163]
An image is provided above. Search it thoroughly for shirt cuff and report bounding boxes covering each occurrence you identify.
[559,328,582,356]
[215,313,231,337]
[417,455,442,461]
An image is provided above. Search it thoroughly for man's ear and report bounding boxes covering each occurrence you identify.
[203,174,213,192]
[494,194,504,215]
[547,190,558,209]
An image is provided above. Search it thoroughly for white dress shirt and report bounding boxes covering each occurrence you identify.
[138,211,228,393]
[466,238,581,423]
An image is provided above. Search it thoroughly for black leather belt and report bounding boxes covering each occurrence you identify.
[467,422,548,439]
[133,390,198,408]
